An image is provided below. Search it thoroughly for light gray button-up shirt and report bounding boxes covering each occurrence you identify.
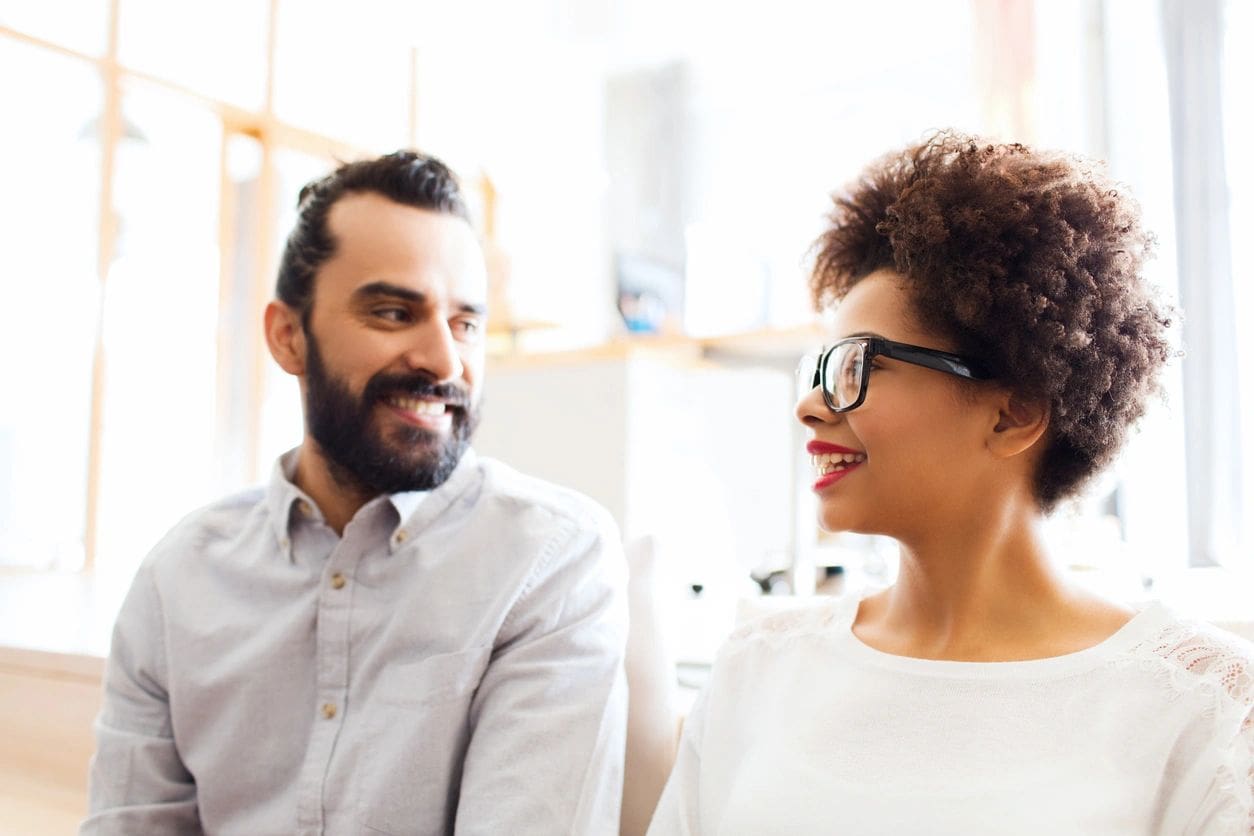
[83,448,628,835]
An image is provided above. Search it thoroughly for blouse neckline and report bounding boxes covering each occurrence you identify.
[832,595,1172,679]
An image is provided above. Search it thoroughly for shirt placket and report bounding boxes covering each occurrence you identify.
[295,521,370,835]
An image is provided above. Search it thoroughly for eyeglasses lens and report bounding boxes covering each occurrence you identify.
[797,353,819,390]
[826,342,865,409]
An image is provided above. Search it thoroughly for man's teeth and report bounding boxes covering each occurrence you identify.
[388,397,447,416]
[811,452,866,474]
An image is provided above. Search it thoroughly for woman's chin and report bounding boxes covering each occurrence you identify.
[818,509,890,540]
[818,509,860,534]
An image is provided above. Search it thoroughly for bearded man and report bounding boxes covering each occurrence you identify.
[83,152,627,836]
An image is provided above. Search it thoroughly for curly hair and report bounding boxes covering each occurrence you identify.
[811,131,1172,510]
[276,150,471,325]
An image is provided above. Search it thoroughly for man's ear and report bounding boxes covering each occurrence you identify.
[264,300,306,376]
[987,391,1050,459]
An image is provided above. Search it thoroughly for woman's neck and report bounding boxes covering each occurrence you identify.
[854,500,1134,661]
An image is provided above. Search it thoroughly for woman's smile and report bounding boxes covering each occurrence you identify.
[806,439,866,491]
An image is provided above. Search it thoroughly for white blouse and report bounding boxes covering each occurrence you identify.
[648,596,1254,835]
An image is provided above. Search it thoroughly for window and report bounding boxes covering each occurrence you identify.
[0,40,101,570]
[93,82,222,571]
[1223,0,1254,560]
[0,3,411,578]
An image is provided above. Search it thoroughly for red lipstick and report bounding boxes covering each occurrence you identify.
[812,468,858,490]
[806,440,862,455]
[806,440,865,491]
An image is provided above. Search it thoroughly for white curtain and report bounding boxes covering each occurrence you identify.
[1160,0,1244,565]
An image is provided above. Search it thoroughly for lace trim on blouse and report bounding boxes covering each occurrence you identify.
[725,601,844,645]
[1129,620,1254,834]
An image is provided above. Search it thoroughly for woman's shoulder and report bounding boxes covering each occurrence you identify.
[1122,606,1254,716]
[720,594,860,652]
[1120,610,1254,832]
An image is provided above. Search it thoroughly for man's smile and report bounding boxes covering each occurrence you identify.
[381,395,455,431]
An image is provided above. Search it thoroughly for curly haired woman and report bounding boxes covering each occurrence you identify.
[647,133,1254,835]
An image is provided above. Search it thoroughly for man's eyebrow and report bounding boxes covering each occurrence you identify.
[353,281,425,303]
[352,281,487,316]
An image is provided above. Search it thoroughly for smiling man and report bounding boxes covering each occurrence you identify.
[83,152,628,836]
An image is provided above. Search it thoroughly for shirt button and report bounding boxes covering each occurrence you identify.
[297,500,312,516]
[321,702,337,719]
[393,529,408,544]
[330,573,346,589]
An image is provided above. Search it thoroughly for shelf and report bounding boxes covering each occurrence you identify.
[487,322,826,369]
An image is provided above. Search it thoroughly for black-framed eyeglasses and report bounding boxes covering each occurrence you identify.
[797,337,994,413]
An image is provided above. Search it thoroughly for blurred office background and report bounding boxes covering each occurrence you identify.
[2,1,1254,830]
[0,0,1252,649]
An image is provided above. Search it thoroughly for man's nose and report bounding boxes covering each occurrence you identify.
[403,320,464,383]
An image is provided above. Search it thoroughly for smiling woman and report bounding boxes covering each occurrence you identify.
[812,135,1172,514]
[647,132,1254,836]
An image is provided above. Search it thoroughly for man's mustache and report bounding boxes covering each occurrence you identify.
[363,374,472,411]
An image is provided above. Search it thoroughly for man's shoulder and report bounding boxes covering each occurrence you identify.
[474,456,618,537]
[142,486,270,570]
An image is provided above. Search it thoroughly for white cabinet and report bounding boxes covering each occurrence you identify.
[475,344,804,591]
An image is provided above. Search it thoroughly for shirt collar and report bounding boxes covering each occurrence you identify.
[265,447,481,555]
[386,447,482,553]
[388,490,428,528]
[266,449,310,555]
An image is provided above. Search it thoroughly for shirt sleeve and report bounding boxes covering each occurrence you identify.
[645,686,707,836]
[1184,705,1253,835]
[80,561,200,835]
[454,509,629,836]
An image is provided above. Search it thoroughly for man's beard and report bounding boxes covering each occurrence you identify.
[303,330,479,496]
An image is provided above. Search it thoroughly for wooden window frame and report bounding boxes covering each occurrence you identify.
[0,0,419,569]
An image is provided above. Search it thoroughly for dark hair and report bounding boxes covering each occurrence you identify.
[275,150,471,322]
[811,131,1172,511]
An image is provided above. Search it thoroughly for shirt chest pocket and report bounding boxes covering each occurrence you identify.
[373,645,493,706]
[355,646,493,835]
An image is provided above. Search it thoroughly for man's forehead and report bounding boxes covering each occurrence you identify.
[321,192,487,301]
[326,192,472,250]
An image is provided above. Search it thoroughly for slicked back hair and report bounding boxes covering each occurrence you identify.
[275,150,471,326]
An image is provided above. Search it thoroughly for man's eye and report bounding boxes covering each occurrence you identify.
[452,318,481,337]
[373,307,411,323]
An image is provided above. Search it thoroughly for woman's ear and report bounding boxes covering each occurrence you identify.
[987,391,1050,459]
[264,301,306,376]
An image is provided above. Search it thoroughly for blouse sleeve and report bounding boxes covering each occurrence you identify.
[646,688,710,836]
[1185,705,1253,835]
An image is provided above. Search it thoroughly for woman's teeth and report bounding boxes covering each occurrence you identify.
[388,397,447,416]
[811,452,866,475]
